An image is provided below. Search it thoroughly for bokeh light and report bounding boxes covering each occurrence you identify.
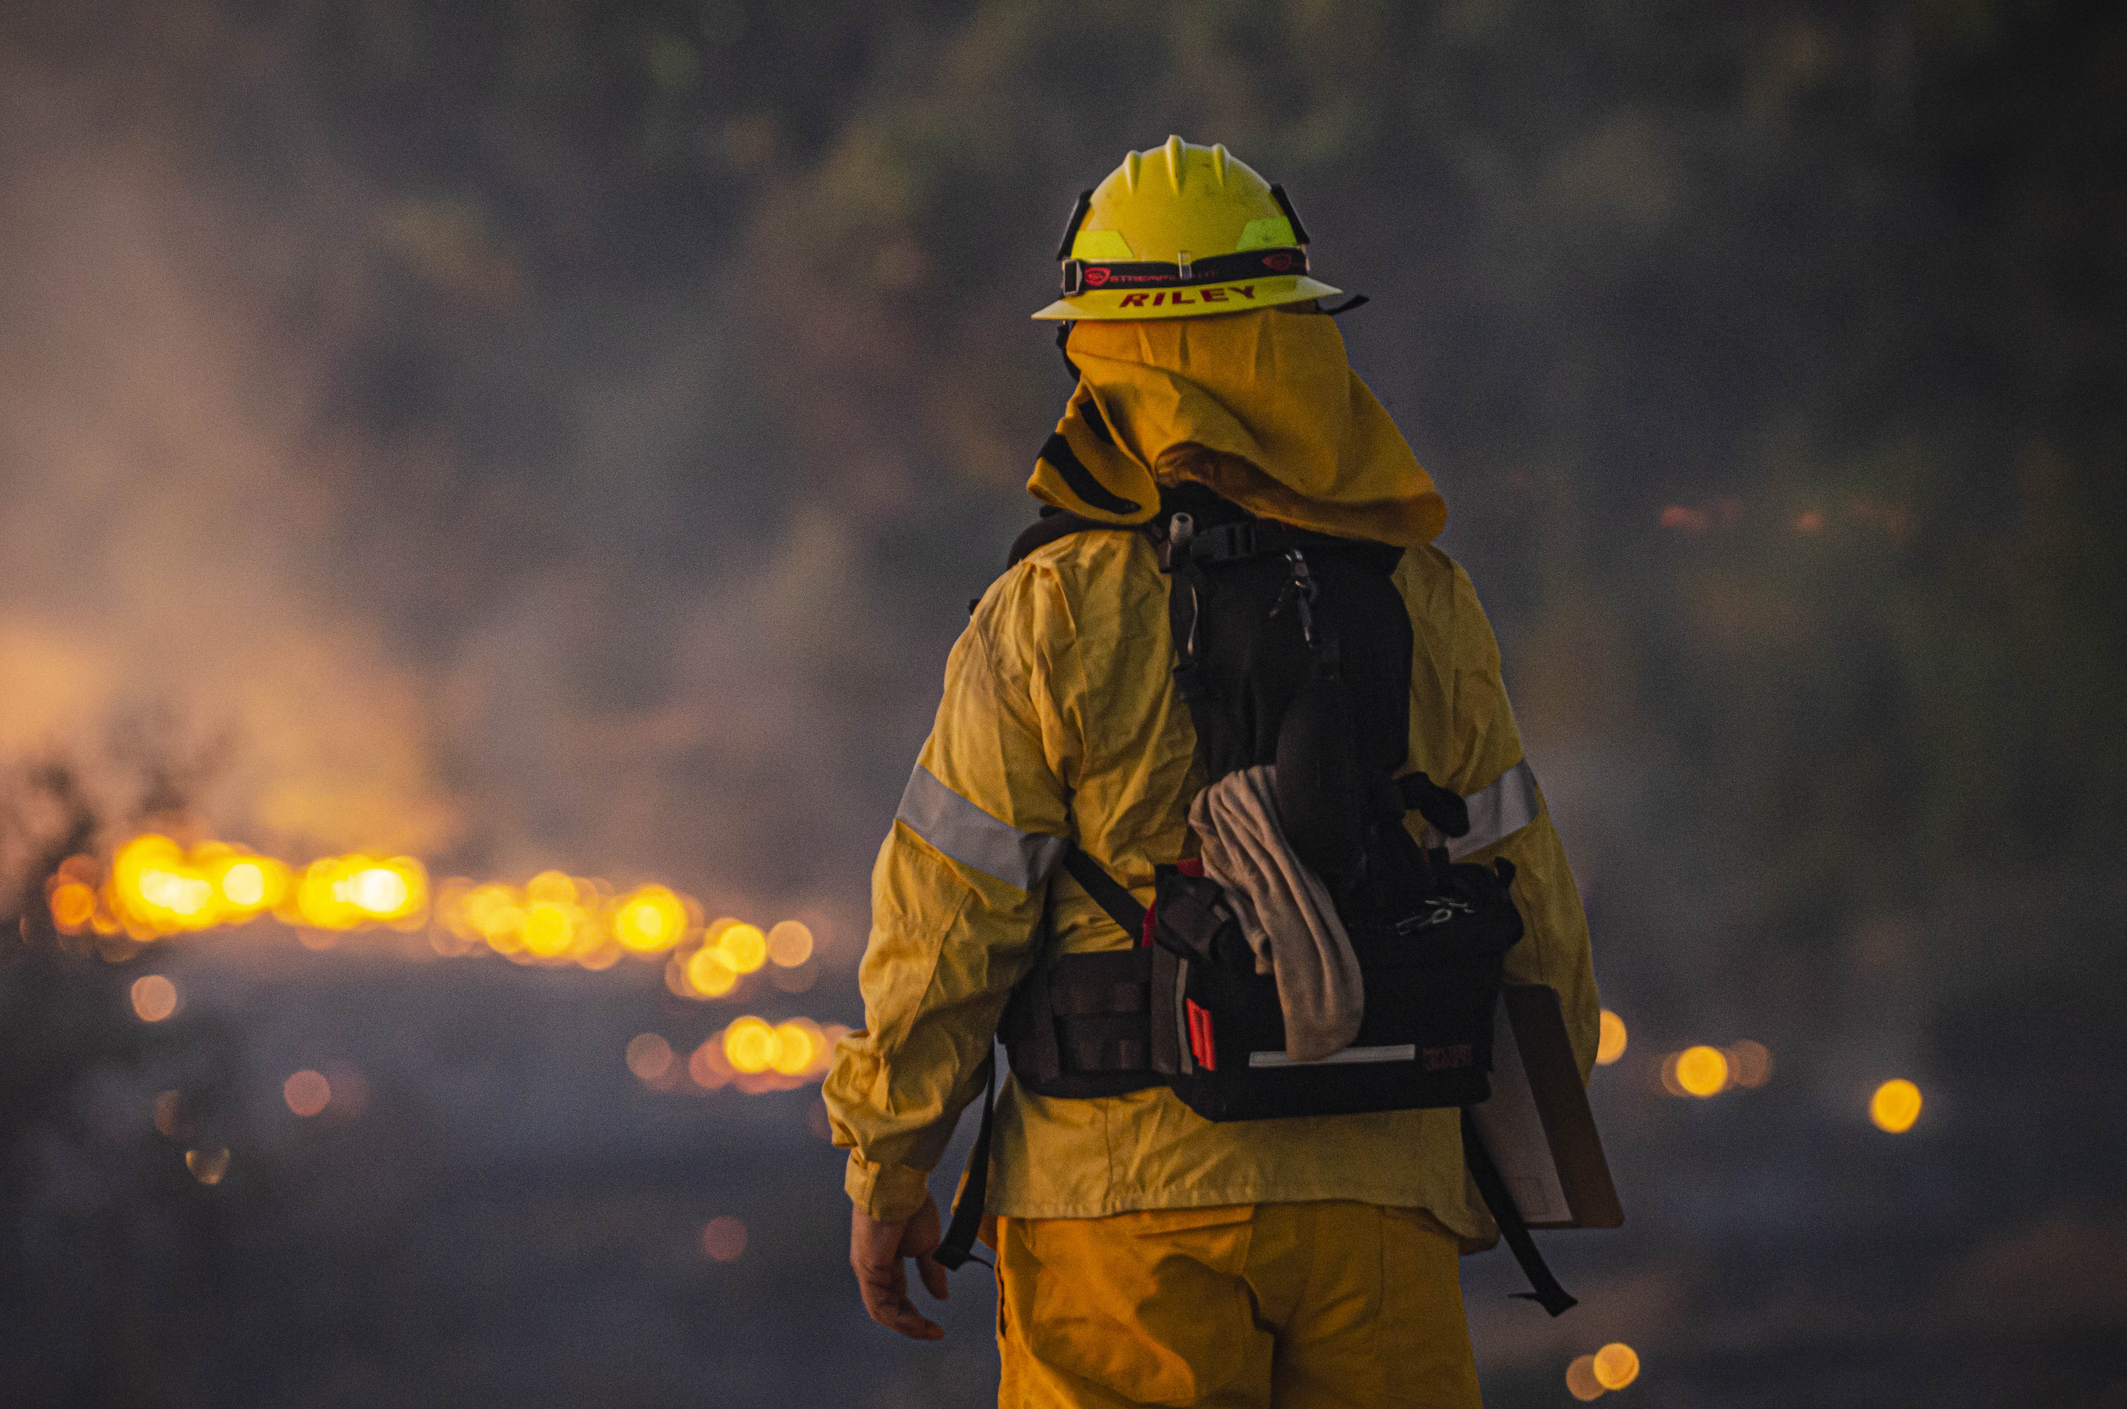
[701,1216,748,1262]
[1674,1045,1730,1097]
[690,1035,736,1090]
[218,860,268,908]
[1870,1078,1923,1132]
[715,922,768,975]
[48,879,97,929]
[153,1090,190,1140]
[1593,1343,1641,1389]
[205,848,290,918]
[724,1016,778,1074]
[1596,1009,1628,1065]
[186,1148,230,1185]
[131,974,179,1022]
[686,946,740,997]
[626,1033,675,1083]
[51,835,836,1001]
[1566,1354,1606,1401]
[284,1069,331,1116]
[291,853,429,931]
[769,1019,824,1076]
[520,900,579,957]
[613,885,687,953]
[110,835,218,935]
[1727,1039,1774,1088]
[766,919,814,968]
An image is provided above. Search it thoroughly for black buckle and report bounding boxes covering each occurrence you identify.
[1191,521,1258,562]
[1061,259,1086,296]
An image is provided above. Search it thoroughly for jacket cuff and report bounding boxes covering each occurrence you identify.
[844,1153,933,1222]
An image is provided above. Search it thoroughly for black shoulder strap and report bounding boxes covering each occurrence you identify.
[1061,846,1146,935]
[1006,510,1104,569]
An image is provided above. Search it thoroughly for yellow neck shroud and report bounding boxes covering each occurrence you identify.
[1028,311,1445,547]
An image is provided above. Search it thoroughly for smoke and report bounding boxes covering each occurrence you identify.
[0,102,452,846]
[0,37,938,939]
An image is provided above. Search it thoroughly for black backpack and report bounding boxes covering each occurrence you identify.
[938,486,1575,1314]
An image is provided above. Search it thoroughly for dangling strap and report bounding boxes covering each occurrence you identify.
[1460,1109,1578,1316]
[935,1053,997,1271]
[937,844,1148,1272]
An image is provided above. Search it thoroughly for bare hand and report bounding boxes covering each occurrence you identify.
[850,1195,949,1341]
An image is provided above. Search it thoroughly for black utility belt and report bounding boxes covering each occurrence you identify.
[999,861,1523,1122]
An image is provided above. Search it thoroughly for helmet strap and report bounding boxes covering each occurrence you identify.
[1055,320,1082,384]
[1268,183,1313,246]
[1055,189,1094,262]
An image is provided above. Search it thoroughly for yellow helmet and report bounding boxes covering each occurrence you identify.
[1032,135,1342,322]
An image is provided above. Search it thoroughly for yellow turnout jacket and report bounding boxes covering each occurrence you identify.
[824,310,1598,1247]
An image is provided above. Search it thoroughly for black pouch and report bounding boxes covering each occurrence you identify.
[1148,858,1523,1122]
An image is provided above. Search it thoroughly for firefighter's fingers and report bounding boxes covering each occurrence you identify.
[916,1248,949,1302]
[852,1204,945,1341]
[855,1263,944,1340]
[900,1196,950,1303]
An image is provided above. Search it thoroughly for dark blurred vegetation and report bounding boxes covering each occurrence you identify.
[2,0,2122,1404]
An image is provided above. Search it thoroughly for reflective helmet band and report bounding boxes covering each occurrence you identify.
[1062,247,1309,296]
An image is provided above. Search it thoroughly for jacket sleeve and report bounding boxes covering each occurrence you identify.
[1435,563,1602,1080]
[823,560,1082,1221]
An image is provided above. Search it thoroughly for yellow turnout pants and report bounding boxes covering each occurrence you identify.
[994,1202,1482,1409]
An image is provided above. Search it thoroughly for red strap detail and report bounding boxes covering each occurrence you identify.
[1177,858,1205,877]
[1141,902,1157,948]
[1186,1000,1216,1071]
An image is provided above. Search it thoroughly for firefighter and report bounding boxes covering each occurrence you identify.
[825,136,1599,1408]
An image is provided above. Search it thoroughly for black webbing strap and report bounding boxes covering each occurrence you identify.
[935,1054,997,1271]
[938,846,1144,1272]
[1062,846,1146,936]
[1460,1109,1578,1316]
[1397,770,1471,839]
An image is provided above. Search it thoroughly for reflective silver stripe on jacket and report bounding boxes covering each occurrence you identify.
[1438,759,1541,859]
[894,763,1068,891]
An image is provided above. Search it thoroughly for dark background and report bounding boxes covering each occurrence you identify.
[2,2,2122,1404]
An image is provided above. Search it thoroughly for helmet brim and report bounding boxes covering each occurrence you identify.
[1032,273,1342,321]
